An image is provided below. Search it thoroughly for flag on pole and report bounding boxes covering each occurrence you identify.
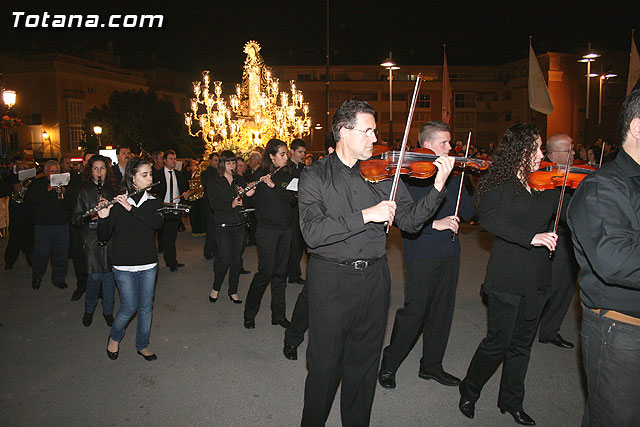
[627,32,640,96]
[442,46,452,125]
[528,40,553,115]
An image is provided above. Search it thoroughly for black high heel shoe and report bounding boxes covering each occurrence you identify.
[229,295,243,304]
[137,350,158,361]
[209,293,218,303]
[106,336,119,360]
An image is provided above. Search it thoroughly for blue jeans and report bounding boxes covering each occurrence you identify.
[580,305,640,426]
[85,272,115,315]
[32,224,69,284]
[110,266,157,351]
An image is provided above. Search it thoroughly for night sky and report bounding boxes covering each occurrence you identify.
[1,0,638,82]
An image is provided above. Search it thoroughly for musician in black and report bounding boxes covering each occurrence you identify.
[243,139,296,329]
[201,152,219,259]
[112,146,130,188]
[151,150,189,272]
[0,156,33,269]
[207,150,255,304]
[72,155,116,327]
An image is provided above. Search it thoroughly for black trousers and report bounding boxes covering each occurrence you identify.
[285,284,308,348]
[203,206,217,256]
[287,217,305,280]
[69,225,87,292]
[538,255,577,341]
[4,209,33,266]
[381,256,459,374]
[460,288,549,411]
[301,256,390,427]
[189,198,206,234]
[244,227,291,321]
[161,217,180,267]
[212,225,245,295]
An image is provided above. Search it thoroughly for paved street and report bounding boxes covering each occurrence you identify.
[0,224,585,426]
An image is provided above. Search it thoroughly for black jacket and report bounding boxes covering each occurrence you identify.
[24,177,70,225]
[252,167,296,229]
[72,181,116,273]
[152,167,188,203]
[208,174,249,225]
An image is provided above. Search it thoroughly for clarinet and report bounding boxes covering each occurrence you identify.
[83,182,159,218]
[95,176,106,245]
[97,176,103,200]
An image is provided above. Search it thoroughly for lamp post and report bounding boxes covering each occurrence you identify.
[311,123,323,150]
[93,125,102,149]
[598,71,617,125]
[1,89,17,162]
[42,130,52,158]
[380,52,399,147]
[579,42,600,147]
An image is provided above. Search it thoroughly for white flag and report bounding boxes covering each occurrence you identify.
[627,35,640,96]
[442,50,452,125]
[528,43,553,115]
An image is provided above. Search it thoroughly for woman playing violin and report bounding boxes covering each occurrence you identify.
[458,123,562,426]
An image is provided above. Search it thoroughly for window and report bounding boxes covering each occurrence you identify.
[88,87,95,93]
[454,113,476,143]
[329,92,350,108]
[382,93,408,102]
[351,92,378,102]
[296,73,312,82]
[414,112,431,123]
[65,98,85,151]
[454,93,476,109]
[504,112,512,122]
[417,94,431,109]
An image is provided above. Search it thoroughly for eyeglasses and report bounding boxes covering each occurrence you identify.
[347,127,378,138]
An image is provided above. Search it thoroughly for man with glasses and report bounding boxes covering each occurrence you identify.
[538,134,577,349]
[298,100,455,426]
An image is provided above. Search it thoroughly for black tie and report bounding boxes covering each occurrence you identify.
[168,170,174,202]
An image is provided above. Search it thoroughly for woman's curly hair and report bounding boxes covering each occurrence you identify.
[475,123,540,210]
[81,155,115,190]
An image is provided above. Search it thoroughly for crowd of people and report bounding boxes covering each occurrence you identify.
[1,89,639,426]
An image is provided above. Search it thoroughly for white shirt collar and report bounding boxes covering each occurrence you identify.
[127,190,155,208]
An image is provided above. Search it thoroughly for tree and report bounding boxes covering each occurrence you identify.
[83,90,203,158]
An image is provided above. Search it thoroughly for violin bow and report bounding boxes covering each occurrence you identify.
[452,130,472,241]
[549,148,572,259]
[598,141,606,168]
[386,73,423,234]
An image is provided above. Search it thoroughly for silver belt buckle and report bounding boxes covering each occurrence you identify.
[353,260,368,270]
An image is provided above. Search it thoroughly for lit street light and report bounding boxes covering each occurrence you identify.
[381,52,400,148]
[578,42,600,146]
[42,130,53,158]
[598,71,617,125]
[93,125,103,149]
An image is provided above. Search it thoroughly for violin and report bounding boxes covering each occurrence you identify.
[528,161,595,191]
[360,147,490,183]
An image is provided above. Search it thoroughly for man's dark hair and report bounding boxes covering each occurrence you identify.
[151,150,164,160]
[418,121,451,145]
[163,150,176,160]
[115,146,130,156]
[332,100,376,142]
[618,89,640,145]
[324,133,336,154]
[83,149,98,161]
[291,138,306,151]
[208,152,219,160]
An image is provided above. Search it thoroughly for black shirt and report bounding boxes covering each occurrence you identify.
[24,177,70,225]
[252,167,296,229]
[567,149,640,318]
[207,174,248,225]
[298,151,445,260]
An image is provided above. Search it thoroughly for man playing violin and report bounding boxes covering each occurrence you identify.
[378,121,474,390]
[298,101,455,426]
[567,89,640,426]
[537,134,578,349]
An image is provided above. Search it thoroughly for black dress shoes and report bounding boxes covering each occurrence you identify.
[229,295,243,304]
[82,312,93,327]
[106,337,118,360]
[500,408,535,425]
[418,369,461,387]
[283,344,298,360]
[244,318,256,329]
[539,333,574,348]
[53,282,68,289]
[169,265,178,272]
[137,350,158,361]
[71,290,84,301]
[31,277,41,289]
[459,399,475,419]
[103,314,114,326]
[378,370,396,389]
[271,318,291,328]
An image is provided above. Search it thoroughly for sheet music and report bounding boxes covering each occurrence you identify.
[286,178,299,192]
[50,173,71,187]
[18,168,37,181]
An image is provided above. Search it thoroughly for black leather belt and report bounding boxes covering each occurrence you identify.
[310,254,383,270]
[215,222,246,228]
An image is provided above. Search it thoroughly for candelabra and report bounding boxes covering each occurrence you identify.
[185,41,310,157]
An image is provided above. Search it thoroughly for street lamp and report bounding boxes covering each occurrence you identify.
[578,42,600,146]
[381,52,400,147]
[2,90,16,109]
[598,71,617,125]
[1,89,17,161]
[93,125,102,149]
[42,130,53,158]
